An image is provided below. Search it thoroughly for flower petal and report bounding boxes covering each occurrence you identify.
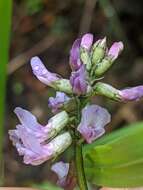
[30,56,60,85]
[69,39,82,70]
[70,65,88,95]
[51,161,69,187]
[14,107,42,129]
[48,92,70,113]
[81,33,93,50]
[119,85,143,101]
[77,105,111,143]
[108,42,124,61]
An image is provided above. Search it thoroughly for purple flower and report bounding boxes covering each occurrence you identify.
[119,85,143,101]
[51,161,69,187]
[9,123,72,166]
[69,39,82,71]
[108,42,124,61]
[48,92,70,113]
[30,56,60,86]
[77,105,111,143]
[70,65,88,95]
[81,33,93,50]
[9,124,54,165]
[9,107,71,165]
[11,107,69,142]
[69,33,93,71]
[31,56,72,94]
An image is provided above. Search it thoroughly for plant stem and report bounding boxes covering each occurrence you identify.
[75,142,88,190]
[75,97,88,190]
[0,0,12,185]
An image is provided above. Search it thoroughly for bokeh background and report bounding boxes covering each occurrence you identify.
[5,0,143,188]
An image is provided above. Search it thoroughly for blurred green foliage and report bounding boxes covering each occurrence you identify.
[25,0,43,15]
[0,0,12,185]
[50,16,69,35]
[84,122,143,187]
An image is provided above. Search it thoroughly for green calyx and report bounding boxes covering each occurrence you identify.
[93,82,121,101]
[80,47,91,71]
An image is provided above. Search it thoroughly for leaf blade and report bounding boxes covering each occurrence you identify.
[84,122,143,187]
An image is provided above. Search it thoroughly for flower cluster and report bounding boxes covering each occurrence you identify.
[9,33,143,187]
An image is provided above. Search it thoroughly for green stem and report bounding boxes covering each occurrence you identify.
[75,142,88,190]
[0,0,12,185]
[75,97,88,190]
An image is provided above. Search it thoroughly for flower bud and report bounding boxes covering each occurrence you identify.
[94,41,123,77]
[91,37,107,66]
[80,34,93,70]
[49,132,72,157]
[69,39,82,71]
[80,48,91,71]
[70,65,88,95]
[81,33,93,50]
[94,57,112,77]
[94,82,121,101]
[108,42,124,61]
[46,111,69,138]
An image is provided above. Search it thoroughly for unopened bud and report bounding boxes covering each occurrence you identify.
[108,42,123,61]
[91,37,107,66]
[94,82,121,101]
[80,33,93,71]
[94,57,112,77]
[46,111,69,138]
[81,33,93,51]
[80,47,91,70]
[94,41,124,77]
[49,132,72,158]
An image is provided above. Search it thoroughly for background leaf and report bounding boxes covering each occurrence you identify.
[0,0,12,184]
[83,122,143,187]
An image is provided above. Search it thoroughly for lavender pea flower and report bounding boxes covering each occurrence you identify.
[69,39,81,71]
[80,33,93,51]
[70,33,93,71]
[119,85,143,101]
[94,41,124,77]
[31,56,60,86]
[77,105,111,143]
[51,161,69,187]
[70,65,88,95]
[13,107,69,142]
[91,37,107,65]
[48,92,70,113]
[9,126,72,165]
[108,42,124,61]
[31,56,72,94]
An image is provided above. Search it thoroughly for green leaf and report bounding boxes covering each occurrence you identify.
[0,0,12,184]
[83,122,143,187]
